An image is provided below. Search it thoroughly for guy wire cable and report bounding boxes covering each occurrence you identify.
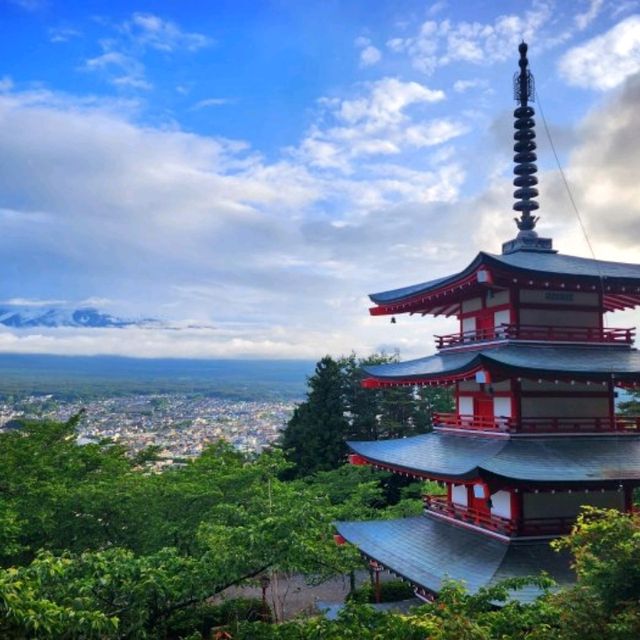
[536,88,622,484]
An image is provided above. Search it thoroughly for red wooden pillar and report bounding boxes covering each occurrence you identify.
[608,379,616,429]
[510,489,523,533]
[623,486,633,513]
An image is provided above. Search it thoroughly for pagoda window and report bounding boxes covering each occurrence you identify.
[451,484,468,507]
[493,396,512,420]
[489,490,511,519]
[461,316,476,335]
[493,308,511,327]
[458,395,473,416]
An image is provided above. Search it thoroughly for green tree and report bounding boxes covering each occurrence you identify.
[280,357,349,477]
[281,353,453,478]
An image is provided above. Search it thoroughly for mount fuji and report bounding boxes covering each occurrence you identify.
[0,305,159,329]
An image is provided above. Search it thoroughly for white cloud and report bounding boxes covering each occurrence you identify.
[427,1,448,17]
[191,97,234,110]
[453,78,488,92]
[386,1,553,74]
[0,76,13,92]
[122,12,213,52]
[81,13,212,91]
[82,50,152,90]
[575,0,604,30]
[0,82,473,358]
[295,78,467,177]
[558,15,640,90]
[355,36,382,67]
[360,45,382,67]
[49,26,82,43]
[2,298,68,307]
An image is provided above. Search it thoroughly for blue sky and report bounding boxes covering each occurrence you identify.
[1,0,640,358]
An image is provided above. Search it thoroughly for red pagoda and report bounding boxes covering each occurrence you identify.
[335,43,640,603]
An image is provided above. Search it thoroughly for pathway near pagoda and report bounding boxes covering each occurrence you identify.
[218,570,398,621]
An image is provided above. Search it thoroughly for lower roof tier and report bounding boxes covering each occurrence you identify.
[347,432,640,483]
[362,344,640,386]
[335,515,573,603]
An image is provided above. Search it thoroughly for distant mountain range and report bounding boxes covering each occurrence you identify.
[0,306,158,329]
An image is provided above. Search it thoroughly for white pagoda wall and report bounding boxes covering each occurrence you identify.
[451,484,468,506]
[519,308,600,328]
[520,396,609,418]
[523,490,624,519]
[518,289,600,329]
[490,490,511,519]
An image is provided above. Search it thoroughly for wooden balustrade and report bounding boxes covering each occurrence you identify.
[435,324,635,349]
[433,413,513,432]
[424,494,575,537]
[433,413,640,434]
[423,494,516,535]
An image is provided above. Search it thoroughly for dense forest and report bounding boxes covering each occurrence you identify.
[1,355,639,639]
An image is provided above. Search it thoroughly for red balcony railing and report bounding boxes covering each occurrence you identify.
[423,494,516,535]
[433,413,640,434]
[435,324,635,349]
[434,413,513,432]
[424,495,575,537]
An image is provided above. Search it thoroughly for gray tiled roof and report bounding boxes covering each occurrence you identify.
[335,516,573,603]
[490,251,640,280]
[363,345,640,381]
[348,433,502,479]
[347,432,640,482]
[369,250,640,305]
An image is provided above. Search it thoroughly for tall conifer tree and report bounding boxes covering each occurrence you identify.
[280,356,348,477]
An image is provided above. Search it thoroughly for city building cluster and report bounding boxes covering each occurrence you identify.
[0,394,295,461]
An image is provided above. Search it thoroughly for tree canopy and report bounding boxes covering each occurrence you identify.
[280,353,453,477]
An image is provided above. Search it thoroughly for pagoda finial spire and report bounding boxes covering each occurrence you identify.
[512,41,539,232]
[502,42,554,254]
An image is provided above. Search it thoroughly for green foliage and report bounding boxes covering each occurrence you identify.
[549,507,640,639]
[281,353,453,478]
[0,418,375,637]
[347,579,415,604]
[4,411,640,640]
[280,357,349,477]
[165,598,270,638]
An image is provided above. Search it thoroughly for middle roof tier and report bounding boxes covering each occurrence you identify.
[347,432,640,484]
[362,344,640,387]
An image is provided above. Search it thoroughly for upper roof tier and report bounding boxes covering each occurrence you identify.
[361,344,640,387]
[369,250,640,316]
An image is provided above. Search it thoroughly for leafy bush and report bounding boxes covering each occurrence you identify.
[347,579,415,604]
[164,598,271,638]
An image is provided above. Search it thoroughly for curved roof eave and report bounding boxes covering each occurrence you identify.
[361,346,640,383]
[347,433,505,480]
[347,433,640,483]
[368,253,485,305]
[362,350,482,382]
[368,250,640,309]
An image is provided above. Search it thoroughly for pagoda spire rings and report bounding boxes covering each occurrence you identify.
[513,42,539,232]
